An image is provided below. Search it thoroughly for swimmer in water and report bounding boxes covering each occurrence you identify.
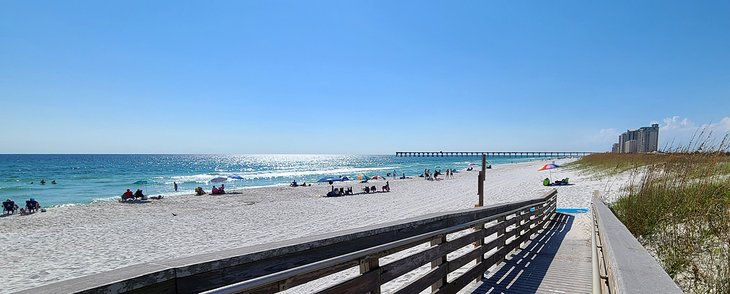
[40,179,46,185]
[51,180,56,184]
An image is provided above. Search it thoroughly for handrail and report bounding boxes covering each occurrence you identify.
[203,195,556,294]
[591,195,682,294]
[22,190,557,294]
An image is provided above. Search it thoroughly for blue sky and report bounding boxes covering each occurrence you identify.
[1,1,729,154]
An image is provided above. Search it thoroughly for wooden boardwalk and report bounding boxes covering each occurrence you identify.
[466,213,593,294]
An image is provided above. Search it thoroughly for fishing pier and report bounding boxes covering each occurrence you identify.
[395,151,595,157]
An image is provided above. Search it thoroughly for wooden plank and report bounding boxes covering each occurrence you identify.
[380,228,485,283]
[317,268,380,294]
[243,260,360,293]
[447,247,483,273]
[393,263,448,294]
[122,278,177,294]
[439,256,490,294]
[481,234,506,255]
[482,220,506,238]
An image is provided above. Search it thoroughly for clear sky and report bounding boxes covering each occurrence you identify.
[1,1,729,154]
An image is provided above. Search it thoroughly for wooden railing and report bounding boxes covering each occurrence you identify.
[205,190,557,294]
[23,190,557,294]
[591,194,682,294]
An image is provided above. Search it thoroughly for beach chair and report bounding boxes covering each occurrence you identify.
[26,200,38,213]
[3,200,17,214]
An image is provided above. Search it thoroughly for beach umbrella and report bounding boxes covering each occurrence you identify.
[318,176,344,183]
[538,163,560,179]
[210,176,227,182]
[538,163,560,171]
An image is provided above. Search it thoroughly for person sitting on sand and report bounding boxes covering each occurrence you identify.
[3,198,18,215]
[370,185,377,193]
[26,198,40,213]
[122,189,134,201]
[382,181,390,192]
[218,184,226,194]
[194,187,206,195]
[291,180,298,187]
[326,188,340,197]
[363,186,370,193]
[134,189,146,199]
[211,186,220,195]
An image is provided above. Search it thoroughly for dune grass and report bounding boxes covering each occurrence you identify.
[575,149,730,293]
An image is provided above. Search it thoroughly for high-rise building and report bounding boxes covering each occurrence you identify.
[614,124,659,153]
[612,143,620,153]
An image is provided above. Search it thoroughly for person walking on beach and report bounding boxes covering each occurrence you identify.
[173,182,178,192]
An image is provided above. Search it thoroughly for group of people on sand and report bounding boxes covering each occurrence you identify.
[121,189,148,201]
[327,186,353,197]
[290,180,311,187]
[2,198,43,215]
[326,181,390,197]
[365,181,390,193]
[421,169,456,181]
[211,184,226,195]
[194,184,226,196]
[121,188,164,201]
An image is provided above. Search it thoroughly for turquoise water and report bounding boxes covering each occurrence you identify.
[0,154,555,207]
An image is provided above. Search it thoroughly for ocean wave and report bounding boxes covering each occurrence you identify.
[0,186,25,192]
[50,203,80,208]
[239,166,396,179]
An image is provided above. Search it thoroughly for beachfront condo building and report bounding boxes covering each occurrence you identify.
[613,124,659,153]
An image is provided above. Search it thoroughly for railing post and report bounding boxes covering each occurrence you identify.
[360,257,381,294]
[430,234,448,292]
[498,215,508,262]
[473,222,485,283]
[476,153,486,207]
[518,209,529,249]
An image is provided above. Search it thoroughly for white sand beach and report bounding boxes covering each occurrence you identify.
[0,159,626,293]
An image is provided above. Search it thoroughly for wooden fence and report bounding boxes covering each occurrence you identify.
[204,190,556,294]
[24,190,557,294]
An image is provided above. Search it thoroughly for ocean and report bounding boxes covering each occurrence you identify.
[0,154,554,207]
